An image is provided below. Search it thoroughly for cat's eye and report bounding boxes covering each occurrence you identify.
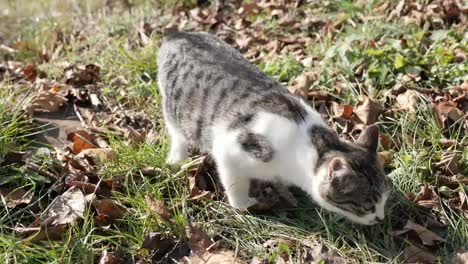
[364,205,375,212]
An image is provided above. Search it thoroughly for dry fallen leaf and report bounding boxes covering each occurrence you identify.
[145,195,172,222]
[183,223,246,264]
[67,130,97,154]
[331,102,353,119]
[288,71,316,99]
[448,191,468,218]
[141,232,175,252]
[39,187,85,226]
[29,223,67,242]
[434,100,464,125]
[0,188,33,208]
[64,64,100,87]
[403,245,438,263]
[411,185,441,210]
[354,96,382,125]
[379,134,392,150]
[92,198,126,220]
[109,75,128,87]
[435,174,468,186]
[378,151,394,167]
[435,152,462,175]
[391,220,445,246]
[0,151,25,166]
[28,90,68,113]
[182,157,217,206]
[77,148,117,164]
[22,64,38,81]
[396,89,424,113]
[439,138,457,148]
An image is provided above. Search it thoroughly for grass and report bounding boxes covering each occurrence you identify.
[0,0,467,263]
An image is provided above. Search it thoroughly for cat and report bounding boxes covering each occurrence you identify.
[157,32,391,225]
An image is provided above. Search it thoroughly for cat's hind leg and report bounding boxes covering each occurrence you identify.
[165,120,189,165]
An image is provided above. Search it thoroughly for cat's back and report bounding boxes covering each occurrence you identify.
[158,32,274,86]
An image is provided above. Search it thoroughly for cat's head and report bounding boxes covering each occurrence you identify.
[312,126,391,225]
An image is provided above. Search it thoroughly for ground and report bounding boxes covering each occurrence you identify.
[0,0,467,263]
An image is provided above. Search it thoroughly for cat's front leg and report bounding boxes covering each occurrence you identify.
[217,163,257,209]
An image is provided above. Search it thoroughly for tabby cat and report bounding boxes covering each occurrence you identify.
[157,32,390,225]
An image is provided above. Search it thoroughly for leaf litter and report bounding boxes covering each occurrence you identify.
[1,0,467,262]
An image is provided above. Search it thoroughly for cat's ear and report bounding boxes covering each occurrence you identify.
[328,157,351,180]
[356,125,379,152]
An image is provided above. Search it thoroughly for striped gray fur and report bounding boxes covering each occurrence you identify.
[158,32,306,152]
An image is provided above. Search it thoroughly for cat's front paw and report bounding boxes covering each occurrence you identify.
[230,197,258,210]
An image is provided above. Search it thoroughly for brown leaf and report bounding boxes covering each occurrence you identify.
[354,96,382,125]
[67,180,112,197]
[188,223,212,256]
[435,152,462,175]
[145,195,172,222]
[392,220,446,246]
[183,223,246,264]
[64,64,100,87]
[94,213,113,227]
[0,188,33,208]
[435,174,468,186]
[238,2,259,16]
[379,134,392,150]
[434,101,464,124]
[23,188,83,241]
[28,90,68,113]
[141,232,175,252]
[373,2,391,13]
[186,157,218,203]
[308,90,331,101]
[39,187,85,226]
[22,64,38,81]
[331,102,353,119]
[396,89,424,113]
[185,191,214,205]
[288,71,316,99]
[92,198,126,220]
[77,148,117,164]
[412,185,440,210]
[235,35,252,49]
[403,245,438,263]
[29,224,67,242]
[109,75,128,87]
[448,191,468,218]
[378,151,394,167]
[67,130,97,154]
[0,151,25,166]
[439,138,457,148]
